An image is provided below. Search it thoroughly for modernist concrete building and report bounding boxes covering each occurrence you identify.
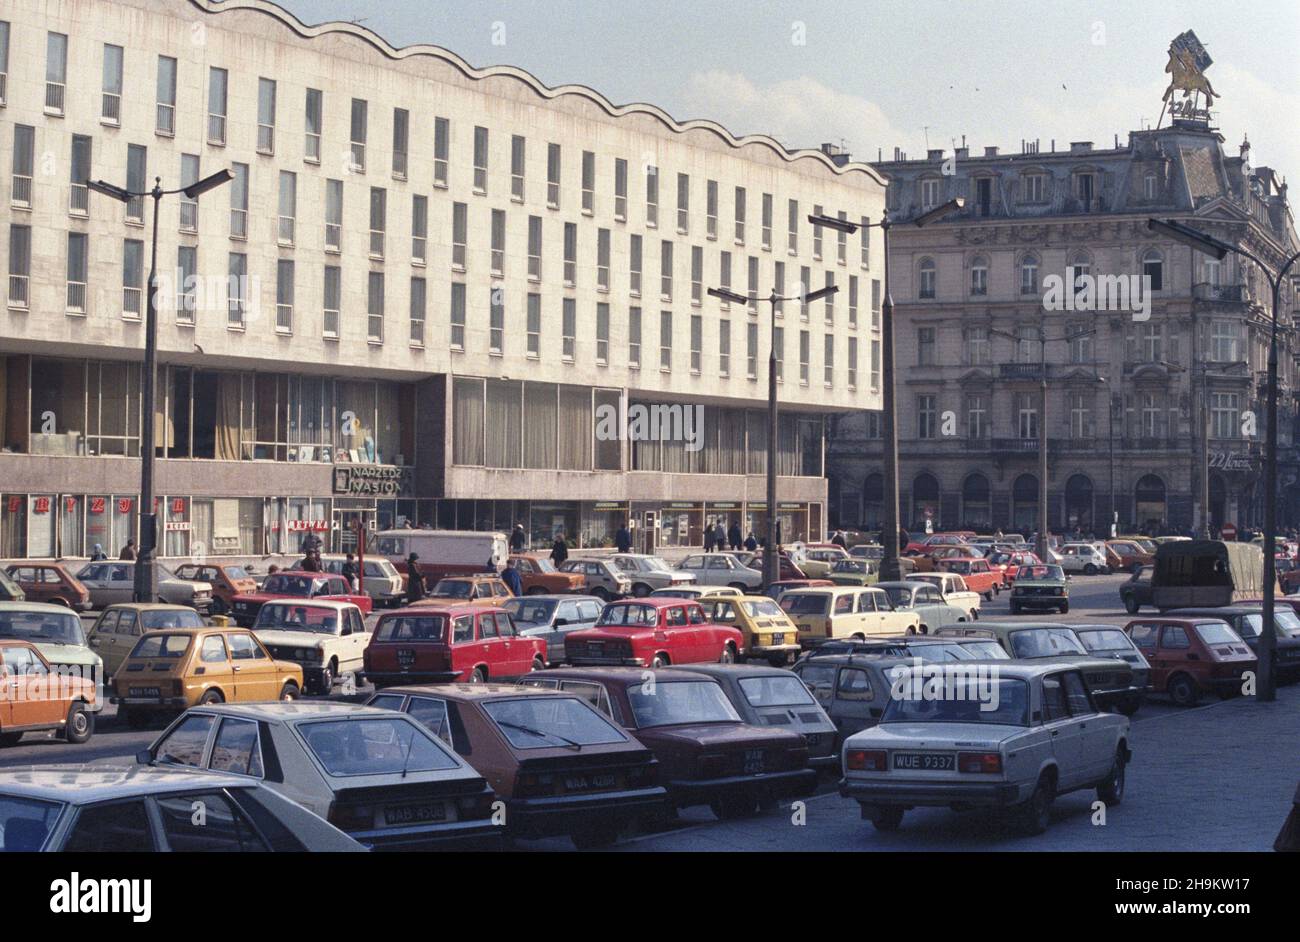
[830,121,1299,537]
[0,0,884,560]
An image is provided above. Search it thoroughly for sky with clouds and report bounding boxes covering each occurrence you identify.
[277,0,1300,176]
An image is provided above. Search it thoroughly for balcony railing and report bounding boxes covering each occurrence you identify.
[305,133,320,163]
[278,216,295,244]
[325,224,340,253]
[11,174,32,208]
[323,308,339,338]
[1193,282,1248,303]
[66,281,86,313]
[230,208,248,240]
[69,184,89,215]
[102,93,121,125]
[123,286,142,317]
[257,124,274,155]
[369,230,384,258]
[0,72,7,105]
[392,151,407,180]
[991,437,1042,453]
[412,237,426,265]
[45,82,65,115]
[997,363,1048,380]
[410,318,425,346]
[180,201,198,232]
[156,103,175,136]
[350,143,365,173]
[276,304,293,333]
[9,274,29,307]
[208,113,226,145]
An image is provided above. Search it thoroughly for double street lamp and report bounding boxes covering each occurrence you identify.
[87,169,233,603]
[1148,217,1300,702]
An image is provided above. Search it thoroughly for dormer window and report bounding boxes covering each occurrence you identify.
[1022,173,1046,203]
[920,178,940,209]
[1074,171,1096,206]
[1143,172,1158,200]
[1142,249,1164,292]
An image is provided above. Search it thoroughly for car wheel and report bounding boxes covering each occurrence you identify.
[1123,595,1139,614]
[1097,748,1126,805]
[64,702,94,744]
[592,587,610,602]
[530,656,545,673]
[1016,774,1055,836]
[278,682,300,701]
[718,643,737,664]
[983,590,994,602]
[570,822,621,850]
[1117,694,1142,717]
[905,626,917,636]
[470,667,487,684]
[651,654,669,669]
[0,731,23,747]
[1168,673,1198,707]
[1084,564,1097,575]
[870,807,905,831]
[49,597,70,608]
[632,583,652,598]
[199,689,224,705]
[317,662,335,694]
[1059,602,1069,614]
[710,794,758,820]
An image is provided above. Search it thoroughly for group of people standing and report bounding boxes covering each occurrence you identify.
[704,521,752,553]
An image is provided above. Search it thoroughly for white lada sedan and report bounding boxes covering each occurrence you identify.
[838,662,1131,835]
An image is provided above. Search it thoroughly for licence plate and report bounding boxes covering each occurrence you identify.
[382,802,445,826]
[743,749,765,774]
[771,633,785,645]
[129,687,161,698]
[396,649,416,668]
[565,773,617,792]
[893,752,955,771]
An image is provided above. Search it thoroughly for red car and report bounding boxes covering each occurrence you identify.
[1125,617,1256,706]
[229,572,372,627]
[364,604,546,687]
[564,598,743,668]
[987,550,1042,587]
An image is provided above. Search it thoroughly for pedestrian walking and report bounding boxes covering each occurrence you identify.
[501,558,523,596]
[341,553,360,593]
[551,531,569,565]
[615,521,632,553]
[119,539,137,560]
[405,553,426,604]
[728,522,742,551]
[90,543,107,561]
[703,521,716,552]
[714,522,727,552]
[509,523,527,553]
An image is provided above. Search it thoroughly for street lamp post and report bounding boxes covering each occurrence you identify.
[88,169,233,603]
[1148,217,1300,702]
[809,198,964,581]
[707,282,838,587]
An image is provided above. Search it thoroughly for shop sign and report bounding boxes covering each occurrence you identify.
[33,497,51,514]
[117,498,133,514]
[171,498,186,514]
[332,465,412,497]
[90,497,106,515]
[7,496,22,513]
[1208,452,1254,472]
[286,519,331,532]
[164,521,191,532]
[593,502,624,510]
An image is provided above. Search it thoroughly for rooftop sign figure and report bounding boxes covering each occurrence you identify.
[1160,30,1218,125]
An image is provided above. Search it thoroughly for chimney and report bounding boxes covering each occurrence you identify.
[927,148,944,162]
[955,145,969,159]
[984,146,999,157]
[1070,141,1093,154]
[820,142,851,166]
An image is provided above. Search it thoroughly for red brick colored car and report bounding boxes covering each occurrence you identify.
[229,572,372,627]
[564,598,744,668]
[509,555,585,595]
[935,557,1002,599]
[1124,617,1256,706]
[173,563,257,616]
[364,605,546,687]
[3,563,92,611]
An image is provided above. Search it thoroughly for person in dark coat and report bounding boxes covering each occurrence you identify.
[405,553,426,604]
[615,522,632,554]
[831,531,847,549]
[341,553,360,592]
[728,523,742,551]
[744,532,758,552]
[300,550,322,573]
[119,539,137,560]
[550,532,569,565]
[509,524,527,553]
[501,558,523,596]
[703,522,715,553]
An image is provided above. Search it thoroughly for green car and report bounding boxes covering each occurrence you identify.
[827,558,878,586]
[1009,564,1070,614]
[0,601,103,680]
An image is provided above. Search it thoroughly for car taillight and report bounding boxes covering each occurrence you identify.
[328,803,373,830]
[958,752,1002,773]
[846,750,887,771]
[170,680,184,696]
[456,790,496,819]
[698,754,728,777]
[517,771,556,797]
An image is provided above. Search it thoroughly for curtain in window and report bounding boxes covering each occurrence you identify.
[452,378,484,466]
[59,495,84,557]
[747,412,767,475]
[238,498,262,555]
[215,373,240,461]
[484,379,521,469]
[523,382,557,469]
[375,381,401,465]
[557,386,591,470]
[593,390,621,470]
[191,498,214,554]
[777,415,799,477]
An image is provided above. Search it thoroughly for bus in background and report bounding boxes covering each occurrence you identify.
[1152,539,1275,611]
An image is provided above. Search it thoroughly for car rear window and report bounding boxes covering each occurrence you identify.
[430,580,472,598]
[482,696,627,749]
[1007,628,1086,657]
[626,680,740,728]
[223,566,251,580]
[297,717,461,776]
[140,610,205,631]
[596,604,659,627]
[780,593,830,616]
[374,615,447,642]
[1077,629,1133,652]
[129,633,194,658]
[0,795,64,851]
[741,599,784,619]
[1194,622,1241,646]
[738,675,816,707]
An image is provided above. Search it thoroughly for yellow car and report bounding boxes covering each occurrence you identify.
[707,595,802,666]
[111,626,303,728]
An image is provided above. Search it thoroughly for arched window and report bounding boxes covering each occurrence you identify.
[1064,474,1094,532]
[911,473,940,530]
[1020,253,1039,295]
[919,258,936,299]
[1134,474,1167,532]
[1012,473,1039,532]
[1142,249,1164,292]
[962,473,991,530]
[1068,251,1092,298]
[861,473,883,530]
[970,255,988,296]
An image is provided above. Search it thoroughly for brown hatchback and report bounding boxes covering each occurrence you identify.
[366,683,666,848]
[523,667,816,820]
[4,564,92,612]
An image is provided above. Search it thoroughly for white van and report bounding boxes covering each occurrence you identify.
[373,529,509,581]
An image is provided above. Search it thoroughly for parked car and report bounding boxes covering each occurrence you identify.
[76,561,213,613]
[988,550,1041,586]
[251,599,370,693]
[1106,540,1155,574]
[0,568,25,602]
[420,574,514,605]
[137,702,500,849]
[704,594,802,665]
[529,667,816,818]
[499,594,604,665]
[1165,605,1300,683]
[839,663,1131,835]
[172,563,257,615]
[1008,564,1070,614]
[365,605,546,686]
[795,635,1012,665]
[316,554,405,607]
[565,598,743,667]
[1057,543,1111,576]
[1067,624,1152,715]
[367,684,665,848]
[797,545,851,579]
[0,601,102,680]
[1119,565,1155,614]
[907,572,980,621]
[826,558,877,587]
[1153,540,1269,610]
[508,554,586,595]
[765,578,834,603]
[793,652,910,746]
[607,554,698,596]
[934,557,1001,600]
[0,765,366,852]
[733,552,808,580]
[876,581,969,633]
[932,621,1142,712]
[110,626,303,728]
[651,585,743,602]
[560,558,632,600]
[677,553,764,591]
[1124,617,1256,706]
[779,586,920,645]
[1278,559,1300,595]
[3,563,91,611]
[0,640,96,746]
[87,603,205,677]
[849,544,883,561]
[230,572,372,627]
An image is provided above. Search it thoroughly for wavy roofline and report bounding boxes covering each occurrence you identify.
[190,0,885,187]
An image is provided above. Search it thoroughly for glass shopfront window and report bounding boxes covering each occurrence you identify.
[59,495,85,558]
[660,505,703,548]
[1,495,27,558]
[27,495,56,558]
[581,502,629,548]
[164,496,191,558]
[531,503,578,548]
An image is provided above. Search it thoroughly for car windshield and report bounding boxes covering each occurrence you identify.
[627,680,740,727]
[596,604,660,627]
[1275,610,1300,637]
[531,558,558,574]
[833,560,868,573]
[1077,629,1133,653]
[223,566,251,581]
[779,593,830,616]
[643,557,674,572]
[430,580,472,598]
[128,633,194,658]
[254,604,340,634]
[738,675,816,707]
[1022,565,1065,581]
[374,614,447,642]
[1195,622,1241,645]
[881,586,914,608]
[298,717,460,776]
[0,611,85,646]
[741,599,784,618]
[881,677,1030,726]
[482,697,626,749]
[0,795,64,851]
[262,574,316,596]
[501,599,557,626]
[1008,628,1086,657]
[140,610,205,631]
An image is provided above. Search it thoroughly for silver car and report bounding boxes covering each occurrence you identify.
[559,558,632,600]
[677,552,763,590]
[607,554,697,596]
[75,561,213,613]
[500,594,604,665]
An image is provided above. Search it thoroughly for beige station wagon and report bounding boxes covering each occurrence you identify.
[778,586,920,647]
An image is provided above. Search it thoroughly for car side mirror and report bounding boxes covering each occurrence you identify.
[135,749,152,765]
[554,618,568,627]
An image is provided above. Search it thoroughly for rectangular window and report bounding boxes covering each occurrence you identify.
[562,298,576,360]
[546,143,561,208]
[964,326,989,365]
[824,334,835,385]
[322,265,340,338]
[788,199,798,254]
[490,209,506,275]
[0,21,7,105]
[921,178,940,208]
[526,293,541,357]
[761,193,773,250]
[1211,393,1239,440]
[1016,392,1037,439]
[676,173,689,233]
[918,394,937,439]
[527,215,542,280]
[1067,324,1093,364]
[227,252,247,327]
[434,117,450,187]
[412,194,428,264]
[800,266,811,320]
[122,239,143,318]
[45,32,67,115]
[747,322,759,380]
[492,287,509,354]
[1069,391,1092,438]
[918,326,936,365]
[1022,174,1045,203]
[774,261,786,317]
[473,126,489,193]
[392,108,409,179]
[690,246,703,305]
[176,245,196,324]
[277,171,297,244]
[597,303,610,364]
[848,275,859,328]
[179,154,199,231]
[450,282,466,349]
[646,166,659,227]
[597,229,611,291]
[848,336,858,389]
[1211,320,1240,362]
[799,330,810,384]
[8,223,31,307]
[511,135,525,201]
[324,178,342,252]
[629,306,642,368]
[690,313,702,373]
[156,55,177,135]
[11,125,33,208]
[206,66,227,143]
[871,339,881,391]
[275,259,294,332]
[718,318,731,377]
[860,216,871,267]
[966,395,986,439]
[69,135,91,215]
[719,251,732,306]
[102,44,124,125]
[582,151,595,214]
[706,180,719,239]
[734,186,746,243]
[773,325,785,382]
[748,257,759,314]
[614,158,628,220]
[564,223,577,285]
[660,310,673,371]
[630,234,643,295]
[452,202,467,269]
[824,272,835,323]
[348,98,368,172]
[660,241,673,299]
[836,211,848,264]
[367,271,385,343]
[257,78,276,154]
[871,278,882,330]
[369,187,386,258]
[812,204,824,259]
[304,88,322,162]
[410,276,426,346]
